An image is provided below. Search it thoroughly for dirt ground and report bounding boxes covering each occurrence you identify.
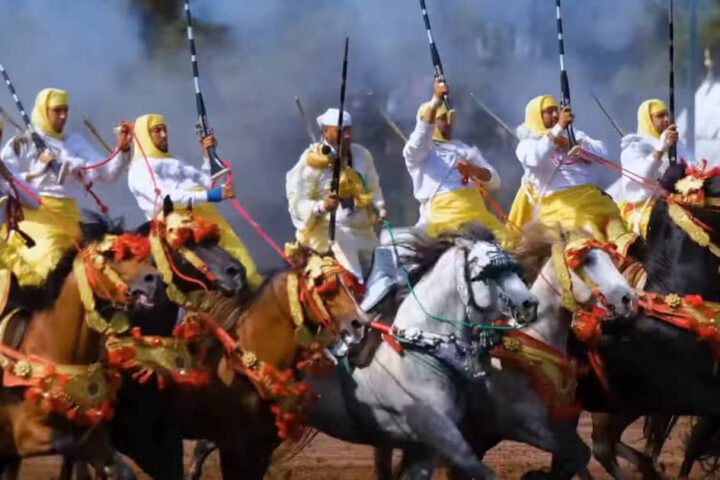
[18,414,711,479]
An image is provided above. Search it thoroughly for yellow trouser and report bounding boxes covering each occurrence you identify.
[506,182,539,248]
[1,196,81,287]
[427,188,510,248]
[618,198,656,239]
[192,203,263,290]
[535,184,628,243]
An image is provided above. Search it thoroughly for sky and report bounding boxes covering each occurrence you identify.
[0,0,710,268]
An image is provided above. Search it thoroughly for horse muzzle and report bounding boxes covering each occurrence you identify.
[127,272,163,310]
[605,288,638,319]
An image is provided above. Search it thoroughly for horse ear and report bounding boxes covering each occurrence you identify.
[454,237,474,250]
[163,195,174,216]
[186,199,193,212]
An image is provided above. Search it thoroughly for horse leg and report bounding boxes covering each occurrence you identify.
[590,412,636,480]
[534,417,591,480]
[374,447,394,480]
[679,415,720,479]
[642,414,676,464]
[614,441,662,480]
[403,402,497,480]
[395,445,439,480]
[189,441,217,480]
[59,457,74,480]
[0,456,20,480]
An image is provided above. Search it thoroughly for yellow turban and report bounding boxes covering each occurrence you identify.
[417,101,456,142]
[523,95,558,137]
[636,99,667,139]
[133,114,171,159]
[31,88,68,140]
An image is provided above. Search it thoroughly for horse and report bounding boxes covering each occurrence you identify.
[378,225,637,480]
[574,163,720,479]
[62,197,253,480]
[239,224,533,480]
[0,212,164,477]
[172,242,370,479]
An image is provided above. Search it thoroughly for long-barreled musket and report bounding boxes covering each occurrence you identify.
[469,92,518,140]
[0,105,21,133]
[329,37,350,243]
[0,61,69,183]
[83,117,113,154]
[668,0,677,165]
[555,0,578,150]
[294,97,317,144]
[183,0,228,182]
[591,94,625,138]
[367,92,408,143]
[418,0,450,109]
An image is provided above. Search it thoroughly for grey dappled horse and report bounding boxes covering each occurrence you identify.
[304,226,539,480]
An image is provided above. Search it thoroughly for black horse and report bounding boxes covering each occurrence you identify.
[578,163,720,479]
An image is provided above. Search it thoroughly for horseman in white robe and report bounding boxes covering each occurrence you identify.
[286,108,386,283]
[403,78,508,245]
[507,95,627,244]
[0,89,131,286]
[127,113,262,289]
[619,99,696,237]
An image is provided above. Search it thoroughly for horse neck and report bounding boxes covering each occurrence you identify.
[526,260,571,352]
[394,248,471,340]
[645,208,720,299]
[232,271,299,370]
[22,272,99,364]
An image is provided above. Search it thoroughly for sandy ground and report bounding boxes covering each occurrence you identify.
[16,414,714,479]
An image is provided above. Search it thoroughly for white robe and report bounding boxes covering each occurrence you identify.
[619,133,696,205]
[515,124,608,196]
[0,131,130,200]
[403,119,500,228]
[127,155,212,220]
[286,143,385,281]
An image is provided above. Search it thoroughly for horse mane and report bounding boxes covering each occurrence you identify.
[512,222,594,282]
[8,211,132,313]
[397,223,496,285]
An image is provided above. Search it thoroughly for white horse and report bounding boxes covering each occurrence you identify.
[305,226,539,480]
[383,227,638,480]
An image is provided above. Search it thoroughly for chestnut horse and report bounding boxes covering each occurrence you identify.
[0,214,163,476]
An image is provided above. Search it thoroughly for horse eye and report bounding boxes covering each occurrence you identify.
[583,252,595,266]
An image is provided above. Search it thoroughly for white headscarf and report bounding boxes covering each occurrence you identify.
[316,108,352,128]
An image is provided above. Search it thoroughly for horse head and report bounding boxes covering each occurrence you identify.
[455,234,538,326]
[517,225,637,319]
[80,213,165,315]
[290,246,368,347]
[146,196,248,298]
[647,162,720,298]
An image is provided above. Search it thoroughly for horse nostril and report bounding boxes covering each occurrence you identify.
[351,320,362,331]
[144,274,156,284]
[226,265,240,277]
[621,294,631,306]
[522,300,534,310]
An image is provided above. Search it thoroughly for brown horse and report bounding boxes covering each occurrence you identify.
[172,247,369,479]
[0,215,163,476]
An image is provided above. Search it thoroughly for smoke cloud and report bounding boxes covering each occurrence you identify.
[0,0,706,268]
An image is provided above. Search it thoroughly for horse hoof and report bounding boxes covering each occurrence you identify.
[521,470,549,480]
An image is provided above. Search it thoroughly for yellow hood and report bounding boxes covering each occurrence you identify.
[31,88,68,140]
[523,95,557,137]
[133,114,171,159]
[417,101,455,142]
[636,99,667,139]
